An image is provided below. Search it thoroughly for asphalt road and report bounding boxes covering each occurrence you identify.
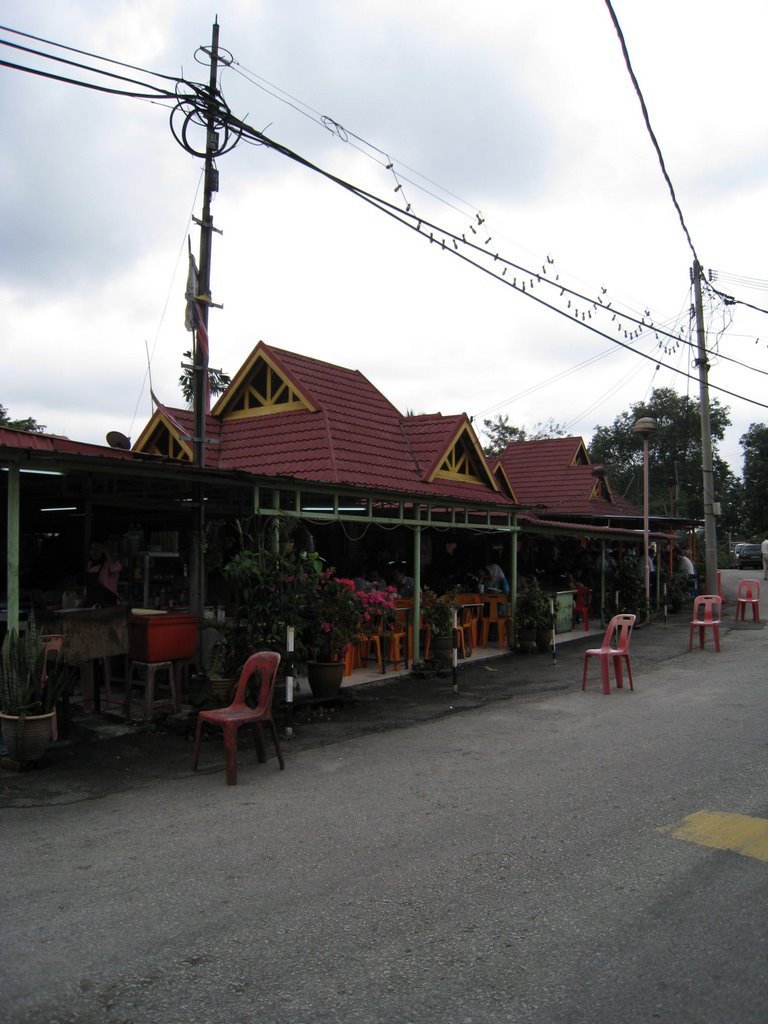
[3,573,768,1023]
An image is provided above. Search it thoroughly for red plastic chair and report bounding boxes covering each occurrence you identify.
[735,579,760,623]
[688,595,722,652]
[572,586,591,632]
[192,651,284,786]
[582,614,636,695]
[41,634,64,741]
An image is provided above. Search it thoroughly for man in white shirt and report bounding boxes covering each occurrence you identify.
[761,538,768,580]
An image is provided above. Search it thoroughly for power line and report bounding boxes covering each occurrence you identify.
[5,21,768,416]
[603,0,699,263]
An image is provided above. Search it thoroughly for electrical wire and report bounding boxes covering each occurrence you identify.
[603,0,699,263]
[5,21,768,416]
[0,28,181,102]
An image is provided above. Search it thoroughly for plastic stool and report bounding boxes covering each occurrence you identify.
[125,661,178,720]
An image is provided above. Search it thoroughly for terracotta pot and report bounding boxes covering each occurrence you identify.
[429,635,454,667]
[209,675,234,705]
[536,628,555,653]
[517,627,538,653]
[306,661,345,698]
[1,711,56,764]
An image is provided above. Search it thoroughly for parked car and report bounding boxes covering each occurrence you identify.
[737,543,762,569]
[731,542,746,568]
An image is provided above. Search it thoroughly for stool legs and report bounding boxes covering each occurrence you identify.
[126,661,177,720]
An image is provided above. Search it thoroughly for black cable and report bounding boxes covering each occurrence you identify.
[227,114,768,411]
[0,23,181,83]
[0,56,177,100]
[603,0,699,263]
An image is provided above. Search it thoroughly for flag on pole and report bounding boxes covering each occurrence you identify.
[185,252,209,363]
[151,390,192,439]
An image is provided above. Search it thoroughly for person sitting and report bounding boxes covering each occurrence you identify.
[392,566,414,597]
[483,562,508,594]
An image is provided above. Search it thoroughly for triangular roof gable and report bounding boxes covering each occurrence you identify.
[212,341,317,421]
[569,438,591,466]
[492,460,518,503]
[133,409,194,462]
[404,414,499,491]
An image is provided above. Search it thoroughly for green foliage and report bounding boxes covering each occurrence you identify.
[0,403,46,434]
[514,577,551,630]
[481,414,566,456]
[740,423,768,536]
[0,619,72,717]
[222,531,324,675]
[421,588,458,637]
[614,551,647,620]
[178,352,232,405]
[588,387,739,522]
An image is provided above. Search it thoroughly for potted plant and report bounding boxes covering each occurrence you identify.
[221,519,325,678]
[302,571,362,697]
[422,587,458,668]
[514,577,550,653]
[0,619,72,765]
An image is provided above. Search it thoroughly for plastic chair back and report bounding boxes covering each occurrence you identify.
[736,579,760,623]
[688,594,722,651]
[40,634,64,682]
[691,594,722,624]
[600,613,635,654]
[229,651,281,713]
[737,579,760,602]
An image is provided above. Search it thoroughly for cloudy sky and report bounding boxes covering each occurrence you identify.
[2,0,767,475]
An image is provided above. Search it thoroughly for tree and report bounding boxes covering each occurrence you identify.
[178,352,231,406]
[0,404,46,434]
[740,423,768,536]
[481,414,566,457]
[588,387,741,526]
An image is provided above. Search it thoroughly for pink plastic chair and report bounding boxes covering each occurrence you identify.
[572,586,591,632]
[688,595,722,652]
[192,651,284,786]
[735,579,760,623]
[582,614,636,695]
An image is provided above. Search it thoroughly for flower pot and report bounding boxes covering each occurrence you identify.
[307,661,345,698]
[209,675,234,705]
[517,627,538,653]
[536,628,555,653]
[1,711,56,764]
[429,635,454,668]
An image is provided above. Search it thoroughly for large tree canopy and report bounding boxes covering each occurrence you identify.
[0,404,46,434]
[740,423,768,537]
[588,387,739,527]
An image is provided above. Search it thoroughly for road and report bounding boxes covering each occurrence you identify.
[3,577,768,1023]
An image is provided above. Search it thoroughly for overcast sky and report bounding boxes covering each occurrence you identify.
[2,0,767,476]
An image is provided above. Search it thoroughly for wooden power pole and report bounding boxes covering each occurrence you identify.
[692,259,719,595]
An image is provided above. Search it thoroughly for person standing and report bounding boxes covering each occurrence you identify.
[85,542,122,606]
[762,537,768,580]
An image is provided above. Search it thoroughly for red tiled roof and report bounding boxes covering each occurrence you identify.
[0,426,138,461]
[497,436,641,519]
[143,343,512,506]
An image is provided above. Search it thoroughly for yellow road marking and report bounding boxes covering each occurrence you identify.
[663,810,768,864]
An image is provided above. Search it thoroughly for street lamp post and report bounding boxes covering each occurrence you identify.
[632,416,658,612]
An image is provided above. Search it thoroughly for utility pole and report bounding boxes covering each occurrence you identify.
[189,20,221,619]
[692,260,718,595]
[193,18,221,468]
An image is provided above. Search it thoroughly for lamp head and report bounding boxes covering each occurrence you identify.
[632,416,658,440]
